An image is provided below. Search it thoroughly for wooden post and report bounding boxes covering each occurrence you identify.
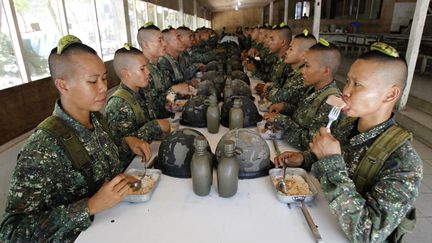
[313,0,322,39]
[398,0,431,110]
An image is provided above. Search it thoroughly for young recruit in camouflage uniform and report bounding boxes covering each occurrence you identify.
[140,62,173,118]
[106,83,163,162]
[264,57,293,100]
[267,68,305,106]
[0,102,123,242]
[189,44,217,64]
[158,55,185,85]
[274,81,341,150]
[253,49,278,82]
[301,115,422,242]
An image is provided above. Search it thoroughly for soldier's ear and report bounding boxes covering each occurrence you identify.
[54,78,68,95]
[120,68,129,79]
[384,85,401,103]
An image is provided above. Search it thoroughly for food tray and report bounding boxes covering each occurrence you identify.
[123,168,161,203]
[269,168,317,203]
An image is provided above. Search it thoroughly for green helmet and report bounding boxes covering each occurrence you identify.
[196,80,220,100]
[228,59,243,72]
[180,96,209,127]
[230,71,250,85]
[215,129,271,179]
[155,128,214,178]
[220,96,262,128]
[205,60,219,72]
[231,79,253,100]
[201,71,225,100]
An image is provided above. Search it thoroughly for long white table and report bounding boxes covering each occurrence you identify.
[76,79,348,243]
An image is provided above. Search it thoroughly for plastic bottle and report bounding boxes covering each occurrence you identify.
[217,140,239,198]
[191,136,212,196]
[229,99,243,130]
[206,95,220,134]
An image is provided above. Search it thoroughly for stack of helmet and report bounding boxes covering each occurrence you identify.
[180,96,209,128]
[220,96,262,128]
[215,129,271,179]
[200,71,225,101]
[196,80,221,101]
[231,79,254,100]
[205,60,219,72]
[155,128,214,178]
[229,70,250,85]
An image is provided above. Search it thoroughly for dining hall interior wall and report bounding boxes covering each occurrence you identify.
[0,61,121,146]
[212,7,263,33]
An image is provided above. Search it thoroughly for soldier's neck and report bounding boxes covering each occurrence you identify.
[278,46,288,58]
[143,51,159,64]
[291,62,303,70]
[122,80,139,93]
[357,111,392,133]
[166,48,179,59]
[312,76,333,91]
[60,98,93,129]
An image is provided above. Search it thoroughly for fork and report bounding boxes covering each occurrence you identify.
[326,106,341,132]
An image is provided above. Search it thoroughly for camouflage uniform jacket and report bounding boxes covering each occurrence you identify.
[266,58,292,97]
[178,50,201,80]
[140,62,173,118]
[274,81,341,150]
[158,55,185,85]
[0,101,123,242]
[253,50,278,82]
[189,45,217,64]
[268,68,305,106]
[306,115,423,242]
[106,83,162,161]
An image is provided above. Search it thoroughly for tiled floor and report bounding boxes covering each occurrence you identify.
[406,139,432,243]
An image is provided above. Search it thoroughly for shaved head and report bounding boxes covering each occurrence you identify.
[357,51,407,89]
[308,43,342,76]
[137,25,161,49]
[48,43,98,81]
[113,46,144,78]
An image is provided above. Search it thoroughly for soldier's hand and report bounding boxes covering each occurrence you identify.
[309,127,341,160]
[190,79,199,88]
[273,151,304,168]
[157,119,170,133]
[255,83,265,94]
[88,174,130,215]
[269,103,285,113]
[123,136,152,162]
[263,112,278,122]
[198,63,206,72]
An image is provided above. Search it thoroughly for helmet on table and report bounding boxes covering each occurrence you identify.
[180,96,209,128]
[215,129,271,179]
[220,96,262,128]
[154,128,213,178]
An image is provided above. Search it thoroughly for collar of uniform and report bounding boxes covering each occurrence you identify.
[119,82,142,100]
[52,100,102,142]
[349,114,396,146]
[304,80,337,102]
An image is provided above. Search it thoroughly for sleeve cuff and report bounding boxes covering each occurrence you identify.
[313,154,346,178]
[71,198,93,230]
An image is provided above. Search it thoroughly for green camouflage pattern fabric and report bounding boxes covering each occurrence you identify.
[158,55,185,85]
[241,36,252,51]
[106,83,162,161]
[307,115,423,242]
[189,45,217,64]
[267,58,292,89]
[268,68,306,107]
[0,101,123,242]
[274,81,341,150]
[140,63,173,119]
[207,35,218,49]
[178,49,201,80]
[252,49,278,82]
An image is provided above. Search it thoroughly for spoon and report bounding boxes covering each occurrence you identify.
[278,163,287,193]
[132,157,148,191]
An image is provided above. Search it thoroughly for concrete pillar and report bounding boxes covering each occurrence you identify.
[398,0,431,110]
[269,1,274,25]
[312,0,322,39]
[284,0,289,23]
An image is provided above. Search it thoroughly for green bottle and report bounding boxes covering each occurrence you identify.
[217,140,239,198]
[191,136,212,196]
[223,78,233,102]
[206,95,220,134]
[229,99,243,130]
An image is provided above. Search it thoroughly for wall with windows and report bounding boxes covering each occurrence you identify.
[0,0,211,145]
[262,0,401,34]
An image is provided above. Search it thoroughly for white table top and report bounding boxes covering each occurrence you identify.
[76,79,348,243]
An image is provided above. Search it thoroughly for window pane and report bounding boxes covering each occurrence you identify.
[96,0,127,60]
[129,0,148,47]
[13,0,63,81]
[65,0,100,55]
[1,1,22,89]
[147,3,155,24]
[184,14,193,29]
[156,6,163,28]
